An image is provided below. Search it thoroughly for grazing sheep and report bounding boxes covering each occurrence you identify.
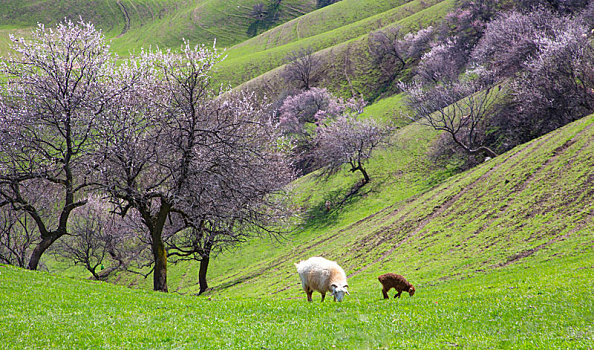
[378,273,415,299]
[295,257,349,302]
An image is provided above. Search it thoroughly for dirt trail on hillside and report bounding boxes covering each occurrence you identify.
[348,131,564,278]
[116,0,131,37]
[494,122,594,267]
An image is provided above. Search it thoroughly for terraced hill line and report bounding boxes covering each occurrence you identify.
[116,0,130,37]
[220,0,451,93]
[358,140,552,247]
[510,122,594,197]
[495,208,594,268]
[230,0,418,53]
[346,119,594,277]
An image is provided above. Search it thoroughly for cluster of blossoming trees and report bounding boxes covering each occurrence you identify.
[0,21,297,293]
[0,19,393,293]
[4,0,590,293]
[373,0,594,165]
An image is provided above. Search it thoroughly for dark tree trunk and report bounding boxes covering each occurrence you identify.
[152,236,168,292]
[359,166,370,184]
[143,201,171,292]
[351,161,370,184]
[96,266,119,281]
[198,255,210,295]
[451,134,498,158]
[198,239,213,295]
[27,235,59,270]
[89,267,100,280]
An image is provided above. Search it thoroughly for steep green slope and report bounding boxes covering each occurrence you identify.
[195,113,594,301]
[109,0,318,55]
[218,0,453,96]
[228,0,416,56]
[0,0,452,95]
[0,0,317,56]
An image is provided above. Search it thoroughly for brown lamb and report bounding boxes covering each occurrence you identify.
[378,273,415,299]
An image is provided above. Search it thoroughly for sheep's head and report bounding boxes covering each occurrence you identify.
[331,283,349,302]
[408,285,416,297]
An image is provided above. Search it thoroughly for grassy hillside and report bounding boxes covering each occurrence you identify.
[109,0,318,55]
[0,0,453,96]
[0,0,318,56]
[218,0,454,97]
[227,0,417,56]
[197,114,594,300]
[3,110,594,349]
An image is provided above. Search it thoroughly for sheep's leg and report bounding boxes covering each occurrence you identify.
[321,292,326,302]
[395,291,402,298]
[306,288,313,302]
[382,288,389,299]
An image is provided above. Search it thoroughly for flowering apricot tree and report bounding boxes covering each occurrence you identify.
[94,42,294,292]
[0,20,124,270]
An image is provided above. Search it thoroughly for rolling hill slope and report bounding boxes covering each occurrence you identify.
[0,0,452,98]
[227,0,418,56]
[0,0,318,56]
[2,115,592,349]
[218,0,454,97]
[197,113,594,299]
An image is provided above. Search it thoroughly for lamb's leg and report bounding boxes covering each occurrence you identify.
[306,289,313,302]
[382,288,389,299]
[395,290,402,298]
[321,292,326,302]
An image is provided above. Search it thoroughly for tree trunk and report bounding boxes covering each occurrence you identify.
[198,255,210,295]
[27,235,58,270]
[451,134,498,158]
[359,166,370,184]
[146,201,171,293]
[350,161,370,184]
[152,234,168,292]
[471,146,498,158]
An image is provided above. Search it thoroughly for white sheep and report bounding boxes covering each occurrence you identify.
[295,256,349,302]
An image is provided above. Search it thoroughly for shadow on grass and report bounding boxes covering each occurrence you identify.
[301,180,371,231]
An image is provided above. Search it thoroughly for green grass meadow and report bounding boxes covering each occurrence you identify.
[3,114,592,349]
[2,249,592,349]
[1,1,594,349]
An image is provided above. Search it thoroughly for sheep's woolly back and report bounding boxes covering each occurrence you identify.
[295,257,347,294]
